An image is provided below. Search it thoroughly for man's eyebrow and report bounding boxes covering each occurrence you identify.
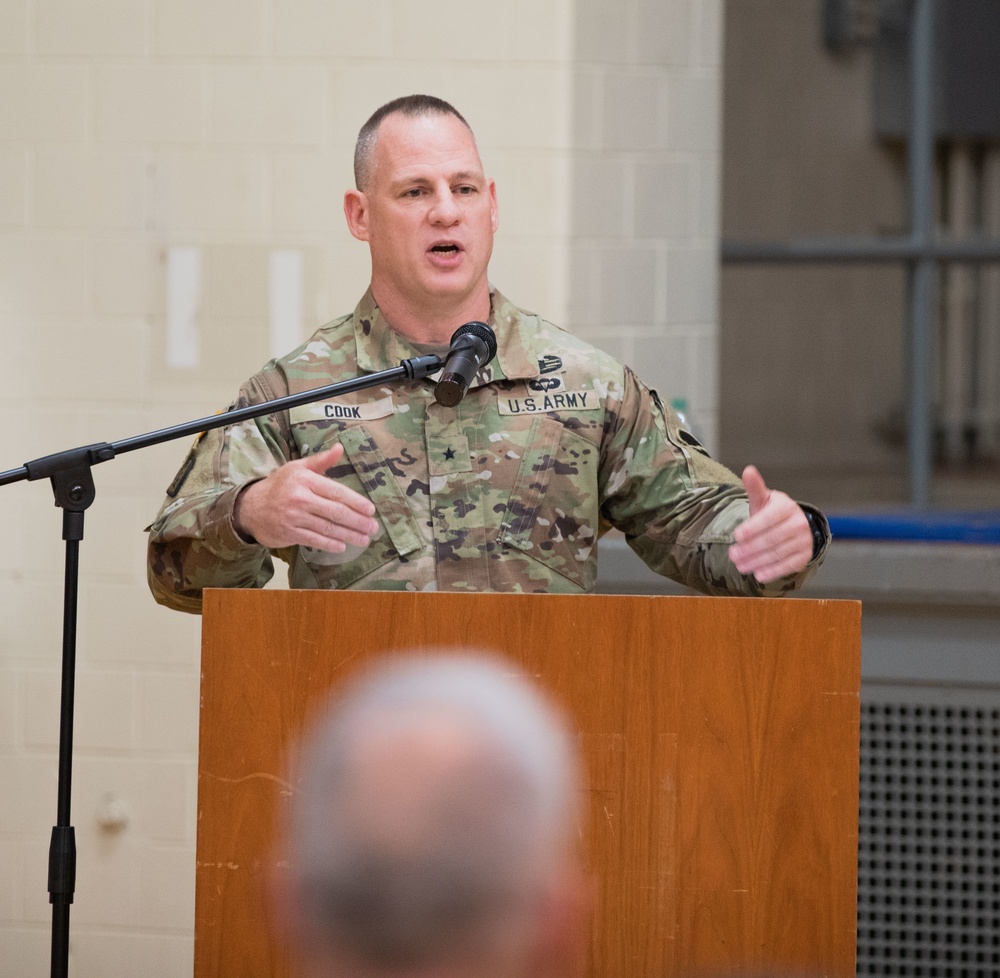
[390,170,484,189]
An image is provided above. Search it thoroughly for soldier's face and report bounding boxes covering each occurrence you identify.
[346,112,499,317]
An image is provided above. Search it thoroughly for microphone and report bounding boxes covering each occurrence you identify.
[434,321,498,407]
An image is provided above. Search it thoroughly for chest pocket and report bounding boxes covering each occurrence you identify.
[293,423,425,590]
[496,417,600,590]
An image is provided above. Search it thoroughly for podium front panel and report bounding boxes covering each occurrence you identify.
[196,590,861,977]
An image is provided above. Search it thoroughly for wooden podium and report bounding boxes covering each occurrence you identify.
[195,590,861,977]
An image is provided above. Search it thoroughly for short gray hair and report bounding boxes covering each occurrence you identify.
[353,94,473,191]
[287,653,579,971]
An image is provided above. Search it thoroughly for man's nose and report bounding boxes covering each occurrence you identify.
[429,189,460,225]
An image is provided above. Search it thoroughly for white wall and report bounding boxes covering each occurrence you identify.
[0,2,724,974]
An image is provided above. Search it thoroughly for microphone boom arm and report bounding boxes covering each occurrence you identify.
[0,348,443,978]
[0,354,443,487]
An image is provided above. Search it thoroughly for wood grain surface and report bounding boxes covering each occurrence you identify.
[194,591,861,978]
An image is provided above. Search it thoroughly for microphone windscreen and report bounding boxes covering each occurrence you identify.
[452,321,497,362]
[433,322,498,407]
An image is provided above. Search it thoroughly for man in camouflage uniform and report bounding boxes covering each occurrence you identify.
[147,95,829,614]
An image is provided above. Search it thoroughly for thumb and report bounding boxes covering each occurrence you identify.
[300,442,345,475]
[741,464,771,516]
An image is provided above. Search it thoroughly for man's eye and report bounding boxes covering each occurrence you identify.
[456,185,476,195]
[403,188,424,198]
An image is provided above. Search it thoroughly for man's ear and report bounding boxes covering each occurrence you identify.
[344,189,370,242]
[488,178,499,234]
[528,861,590,978]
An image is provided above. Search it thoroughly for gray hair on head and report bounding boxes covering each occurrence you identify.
[353,94,473,191]
[288,652,580,972]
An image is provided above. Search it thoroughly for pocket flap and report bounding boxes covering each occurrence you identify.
[338,425,424,558]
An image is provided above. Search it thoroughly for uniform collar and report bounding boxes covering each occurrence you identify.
[352,287,541,384]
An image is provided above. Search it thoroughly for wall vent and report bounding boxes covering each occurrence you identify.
[857,695,1000,976]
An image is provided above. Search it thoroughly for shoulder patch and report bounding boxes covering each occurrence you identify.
[677,428,711,457]
[166,444,198,498]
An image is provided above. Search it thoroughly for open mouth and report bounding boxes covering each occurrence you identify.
[430,244,460,254]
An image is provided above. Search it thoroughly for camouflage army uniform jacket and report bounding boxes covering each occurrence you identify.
[147,289,828,613]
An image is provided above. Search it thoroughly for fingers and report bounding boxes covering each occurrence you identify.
[300,463,376,517]
[280,472,379,550]
[729,488,813,583]
[300,442,347,475]
[732,465,780,544]
[741,464,771,516]
[235,444,380,552]
[293,492,380,551]
[298,465,379,547]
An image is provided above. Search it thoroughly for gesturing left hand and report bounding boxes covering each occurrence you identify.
[728,465,814,584]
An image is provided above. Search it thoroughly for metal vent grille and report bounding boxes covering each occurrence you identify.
[858,696,1000,976]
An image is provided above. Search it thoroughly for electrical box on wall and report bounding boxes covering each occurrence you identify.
[874,0,1000,141]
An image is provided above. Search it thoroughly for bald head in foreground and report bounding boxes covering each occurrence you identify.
[275,654,587,978]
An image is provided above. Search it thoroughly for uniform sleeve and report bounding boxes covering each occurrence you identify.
[599,368,829,597]
[146,369,295,614]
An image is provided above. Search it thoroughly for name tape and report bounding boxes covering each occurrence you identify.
[290,396,395,424]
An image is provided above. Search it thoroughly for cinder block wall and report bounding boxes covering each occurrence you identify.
[570,0,724,452]
[0,2,723,974]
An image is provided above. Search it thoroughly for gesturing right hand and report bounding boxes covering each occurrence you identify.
[233,443,380,553]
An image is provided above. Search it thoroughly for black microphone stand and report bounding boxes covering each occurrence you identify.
[0,353,443,978]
